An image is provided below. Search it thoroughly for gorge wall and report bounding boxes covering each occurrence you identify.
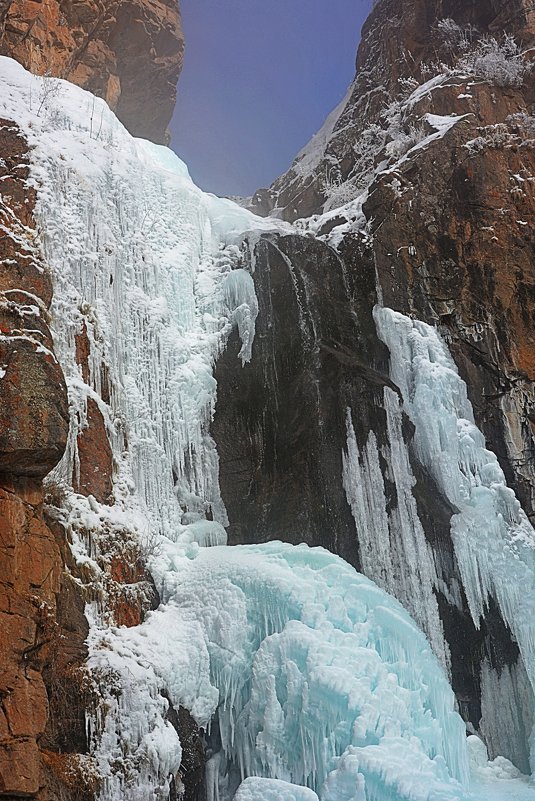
[250,0,535,220]
[0,118,80,798]
[0,0,184,795]
[214,0,535,774]
[0,116,158,797]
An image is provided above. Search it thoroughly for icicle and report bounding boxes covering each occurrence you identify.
[342,403,449,671]
[222,269,259,365]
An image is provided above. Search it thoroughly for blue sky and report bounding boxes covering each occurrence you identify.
[169,0,372,197]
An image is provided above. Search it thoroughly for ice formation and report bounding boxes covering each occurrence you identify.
[222,268,259,365]
[94,540,472,801]
[3,54,535,801]
[234,777,319,801]
[375,306,535,771]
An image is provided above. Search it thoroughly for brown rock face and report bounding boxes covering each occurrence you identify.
[250,0,535,533]
[0,0,184,143]
[0,120,90,799]
[0,481,60,797]
[0,120,69,480]
[73,321,114,502]
[364,76,535,521]
[76,398,114,503]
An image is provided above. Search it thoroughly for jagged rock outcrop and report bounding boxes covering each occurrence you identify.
[251,0,535,221]
[0,0,184,143]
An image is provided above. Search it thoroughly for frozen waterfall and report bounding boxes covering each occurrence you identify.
[2,55,535,801]
[0,55,280,540]
[92,539,472,801]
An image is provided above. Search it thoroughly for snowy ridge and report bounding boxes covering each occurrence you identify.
[293,74,469,245]
[292,82,355,180]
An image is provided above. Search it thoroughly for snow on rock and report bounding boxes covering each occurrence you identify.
[291,82,355,181]
[234,778,320,801]
[0,53,289,799]
[375,306,535,768]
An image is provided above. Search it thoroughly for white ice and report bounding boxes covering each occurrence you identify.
[342,401,449,671]
[0,55,288,542]
[234,777,319,801]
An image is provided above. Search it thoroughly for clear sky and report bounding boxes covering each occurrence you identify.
[169,0,373,197]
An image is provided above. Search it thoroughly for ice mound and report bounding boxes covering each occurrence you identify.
[234,777,320,801]
[93,539,472,800]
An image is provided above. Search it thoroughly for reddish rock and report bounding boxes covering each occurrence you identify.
[0,737,42,796]
[0,0,184,143]
[0,120,69,479]
[40,750,98,801]
[74,322,91,385]
[0,120,52,306]
[0,331,69,478]
[74,320,114,501]
[0,119,84,799]
[3,671,49,738]
[75,398,114,504]
[110,592,145,628]
[108,553,153,627]
[0,482,61,798]
[363,74,535,519]
[110,554,146,585]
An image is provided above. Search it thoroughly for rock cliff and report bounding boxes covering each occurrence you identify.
[0,0,183,794]
[213,0,535,773]
[0,0,184,143]
[0,118,74,798]
[251,0,535,220]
